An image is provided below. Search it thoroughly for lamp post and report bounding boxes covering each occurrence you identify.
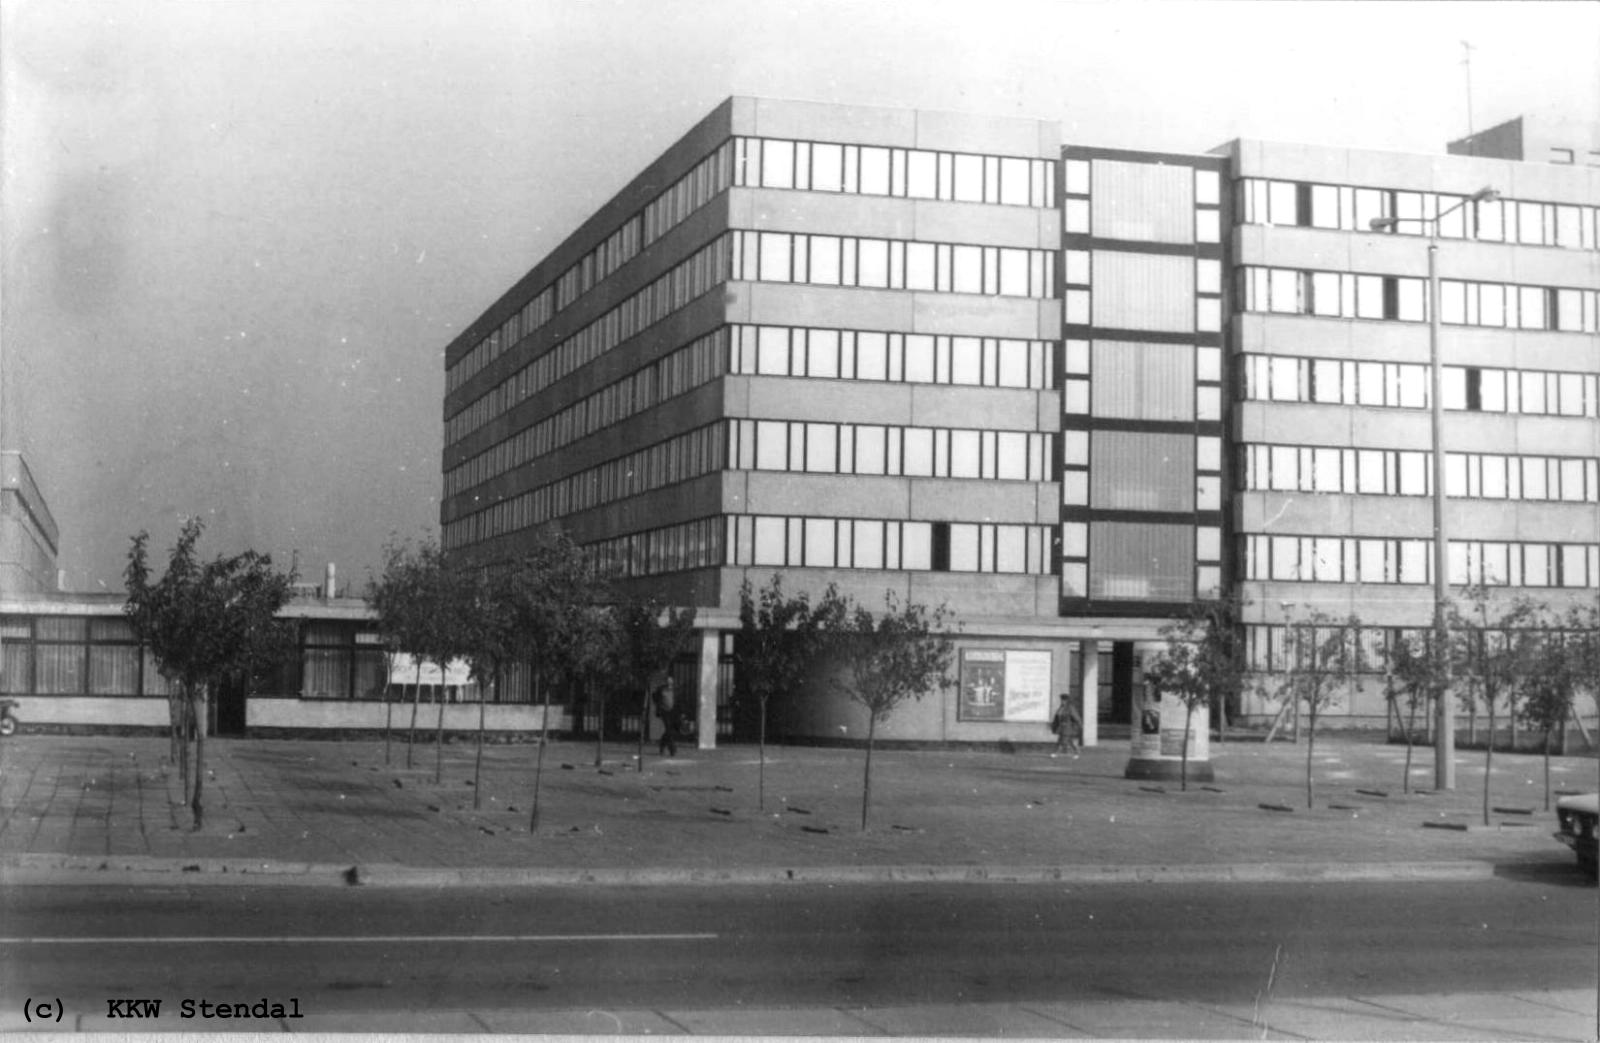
[1370,186,1498,791]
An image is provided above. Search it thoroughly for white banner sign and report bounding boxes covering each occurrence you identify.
[388,654,473,687]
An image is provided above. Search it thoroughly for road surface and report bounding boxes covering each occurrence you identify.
[2,871,1594,1032]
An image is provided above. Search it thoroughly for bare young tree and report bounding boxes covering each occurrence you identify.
[1275,610,1364,809]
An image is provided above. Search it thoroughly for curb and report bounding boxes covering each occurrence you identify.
[0,855,1498,888]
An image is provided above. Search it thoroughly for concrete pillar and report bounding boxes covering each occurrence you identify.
[696,629,720,750]
[1079,639,1099,748]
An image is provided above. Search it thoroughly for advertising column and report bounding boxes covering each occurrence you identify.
[1124,671,1212,782]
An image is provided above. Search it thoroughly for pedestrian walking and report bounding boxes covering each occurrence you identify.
[1050,695,1082,757]
[653,679,679,757]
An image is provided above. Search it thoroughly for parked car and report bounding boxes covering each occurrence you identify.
[1553,793,1598,879]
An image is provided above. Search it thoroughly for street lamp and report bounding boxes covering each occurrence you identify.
[1369,185,1498,792]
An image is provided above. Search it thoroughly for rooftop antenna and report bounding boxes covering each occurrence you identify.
[1461,40,1476,154]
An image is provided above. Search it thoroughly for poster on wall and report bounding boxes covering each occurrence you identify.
[958,649,1052,722]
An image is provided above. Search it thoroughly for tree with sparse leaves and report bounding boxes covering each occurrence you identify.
[613,592,697,774]
[1521,603,1600,810]
[736,574,835,810]
[1381,629,1438,794]
[1449,588,1541,825]
[455,566,517,806]
[1143,591,1249,790]
[367,538,449,769]
[499,527,612,831]
[1275,611,1364,809]
[125,519,294,829]
[828,590,957,831]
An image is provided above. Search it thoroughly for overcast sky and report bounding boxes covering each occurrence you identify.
[4,0,1596,594]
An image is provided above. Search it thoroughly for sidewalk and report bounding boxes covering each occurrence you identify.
[1,730,1593,886]
[9,988,1597,1039]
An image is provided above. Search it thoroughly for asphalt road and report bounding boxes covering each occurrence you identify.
[2,873,1594,1020]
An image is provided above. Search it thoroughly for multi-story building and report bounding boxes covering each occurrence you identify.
[441,97,1599,747]
[441,97,1073,746]
[1,451,60,596]
[1222,137,1600,721]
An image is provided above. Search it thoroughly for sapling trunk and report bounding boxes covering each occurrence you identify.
[636,684,648,773]
[1180,702,1193,792]
[474,674,489,810]
[759,696,769,812]
[435,677,444,784]
[407,664,422,768]
[190,687,206,830]
[1483,702,1496,826]
[594,682,606,768]
[530,673,553,831]
[860,713,877,831]
[1304,700,1317,809]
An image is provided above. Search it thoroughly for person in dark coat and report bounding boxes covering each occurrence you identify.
[653,679,679,757]
[1050,695,1082,756]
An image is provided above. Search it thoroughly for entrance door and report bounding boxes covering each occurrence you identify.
[214,677,248,736]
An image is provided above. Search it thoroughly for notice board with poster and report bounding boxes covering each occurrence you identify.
[958,649,1052,722]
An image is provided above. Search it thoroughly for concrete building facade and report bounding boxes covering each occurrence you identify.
[441,97,1599,744]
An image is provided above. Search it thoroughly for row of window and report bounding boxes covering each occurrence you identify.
[729,230,1055,298]
[447,322,1061,500]
[726,515,1053,575]
[582,513,1056,579]
[1243,534,1600,589]
[1240,444,1599,502]
[727,419,1054,482]
[445,328,729,498]
[1240,355,1600,417]
[729,325,1054,389]
[447,141,735,393]
[734,136,1056,209]
[1244,624,1595,676]
[1239,266,1600,332]
[445,411,1058,552]
[1238,178,1599,251]
[446,235,732,447]
[444,422,726,552]
[0,618,393,700]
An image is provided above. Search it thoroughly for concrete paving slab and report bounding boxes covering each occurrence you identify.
[1221,995,1546,1042]
[847,1002,1089,1037]
[1511,988,1600,1016]
[663,1005,885,1036]
[72,1010,288,1033]
[284,1010,485,1033]
[1023,998,1260,1039]
[474,1007,685,1034]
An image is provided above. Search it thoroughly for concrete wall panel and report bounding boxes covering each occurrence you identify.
[741,472,911,518]
[907,479,1043,523]
[742,374,914,424]
[911,294,1051,339]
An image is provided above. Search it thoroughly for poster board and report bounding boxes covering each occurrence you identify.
[958,649,1052,722]
[387,653,473,687]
